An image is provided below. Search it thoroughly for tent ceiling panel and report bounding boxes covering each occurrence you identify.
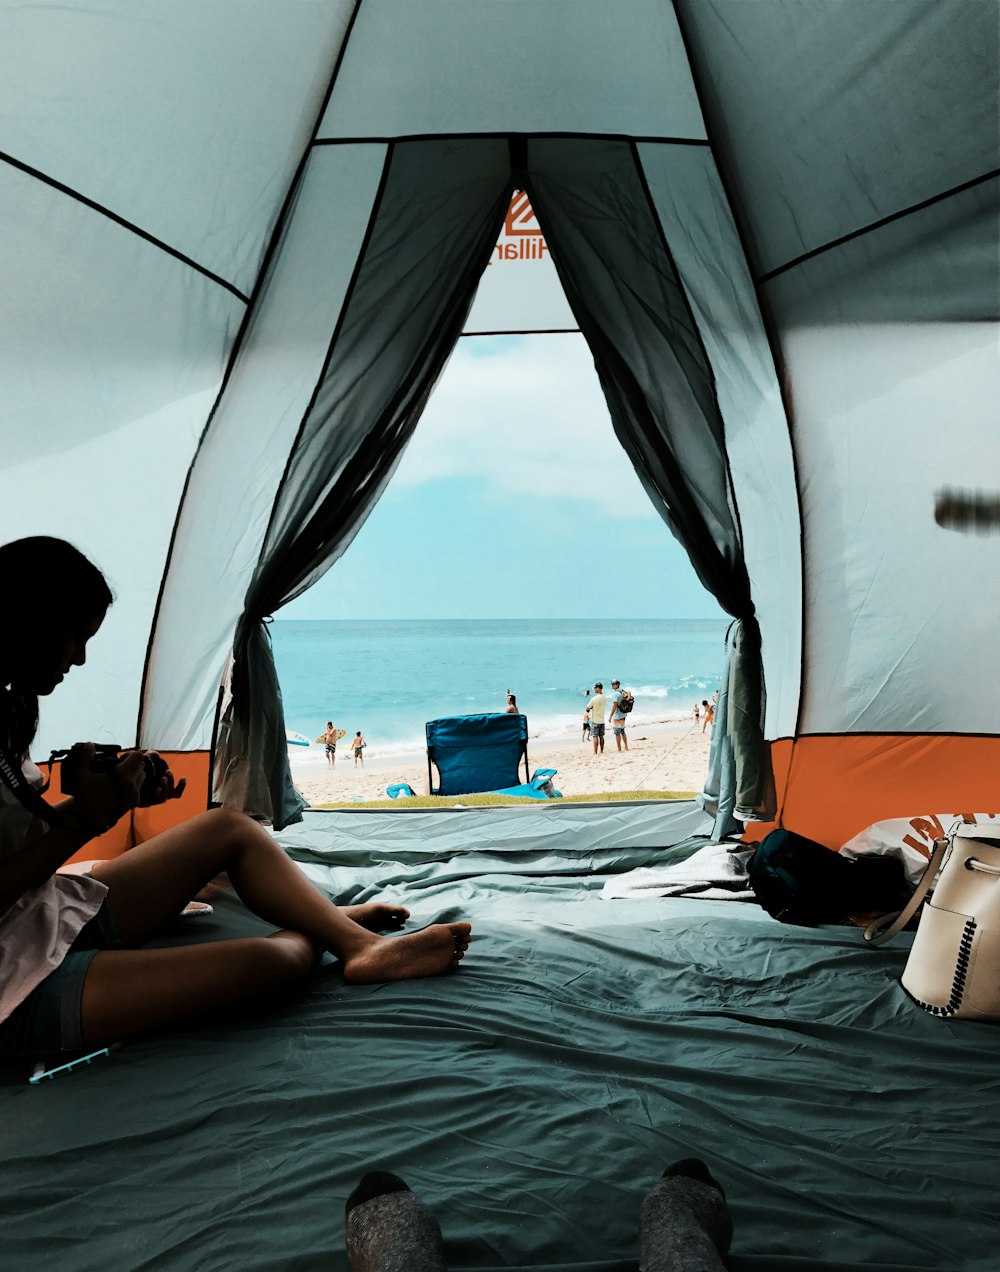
[21,390,219,757]
[320,0,706,140]
[638,143,801,738]
[788,322,1000,735]
[141,144,391,751]
[0,0,352,295]
[676,0,1000,277]
[762,177,1000,326]
[0,165,242,467]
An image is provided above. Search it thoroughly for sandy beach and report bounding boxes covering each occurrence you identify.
[290,716,712,806]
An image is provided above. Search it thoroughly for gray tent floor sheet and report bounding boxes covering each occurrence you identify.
[2,829,998,1270]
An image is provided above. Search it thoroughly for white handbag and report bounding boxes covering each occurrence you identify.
[864,822,1000,1021]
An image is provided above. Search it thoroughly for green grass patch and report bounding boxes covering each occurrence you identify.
[310,789,695,811]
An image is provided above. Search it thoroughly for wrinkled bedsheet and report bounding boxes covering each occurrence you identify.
[2,832,998,1271]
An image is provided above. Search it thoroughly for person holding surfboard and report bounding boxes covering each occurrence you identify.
[323,721,338,768]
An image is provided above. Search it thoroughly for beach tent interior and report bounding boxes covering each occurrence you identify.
[3,2,999,1268]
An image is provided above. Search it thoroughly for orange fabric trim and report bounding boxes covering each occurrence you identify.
[132,752,212,846]
[750,734,1000,849]
[58,751,211,864]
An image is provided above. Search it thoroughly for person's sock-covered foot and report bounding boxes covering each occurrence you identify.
[639,1158,733,1272]
[345,1170,447,1272]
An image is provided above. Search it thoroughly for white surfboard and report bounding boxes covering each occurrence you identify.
[285,730,311,747]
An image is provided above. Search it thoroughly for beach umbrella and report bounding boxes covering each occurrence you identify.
[0,0,996,842]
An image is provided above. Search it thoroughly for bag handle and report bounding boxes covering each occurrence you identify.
[863,835,951,946]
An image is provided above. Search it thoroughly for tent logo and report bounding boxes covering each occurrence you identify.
[488,192,549,266]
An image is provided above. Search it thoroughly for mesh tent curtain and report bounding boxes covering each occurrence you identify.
[214,139,513,826]
[216,137,773,830]
[527,138,771,837]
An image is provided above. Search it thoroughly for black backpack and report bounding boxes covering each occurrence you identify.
[618,690,634,713]
[748,828,910,927]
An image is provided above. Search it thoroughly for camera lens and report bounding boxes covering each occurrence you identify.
[139,753,169,803]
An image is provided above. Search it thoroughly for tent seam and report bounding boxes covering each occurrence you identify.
[463,327,579,337]
[314,132,711,147]
[758,168,1000,284]
[779,730,1000,741]
[0,147,249,303]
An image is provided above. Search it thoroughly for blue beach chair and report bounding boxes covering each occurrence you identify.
[425,713,561,799]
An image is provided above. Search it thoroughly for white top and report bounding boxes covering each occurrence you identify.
[0,756,107,1024]
[586,694,606,725]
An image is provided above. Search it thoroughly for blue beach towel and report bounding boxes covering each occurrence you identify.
[494,768,562,801]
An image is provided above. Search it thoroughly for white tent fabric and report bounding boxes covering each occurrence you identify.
[1,0,997,842]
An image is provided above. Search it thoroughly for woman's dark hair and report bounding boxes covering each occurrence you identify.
[0,537,113,755]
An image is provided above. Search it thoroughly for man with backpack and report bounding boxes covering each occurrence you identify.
[609,679,632,752]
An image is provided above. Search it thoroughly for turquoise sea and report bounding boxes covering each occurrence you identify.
[272,618,727,761]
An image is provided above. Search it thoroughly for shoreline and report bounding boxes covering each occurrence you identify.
[290,715,713,805]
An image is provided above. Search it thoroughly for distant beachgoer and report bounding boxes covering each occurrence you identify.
[505,691,519,714]
[608,679,629,752]
[693,703,700,724]
[701,699,715,733]
[586,683,607,755]
[323,721,337,768]
[351,731,367,766]
[582,699,592,742]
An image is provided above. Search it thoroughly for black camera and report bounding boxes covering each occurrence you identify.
[56,744,170,806]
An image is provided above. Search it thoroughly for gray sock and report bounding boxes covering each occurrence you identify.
[345,1171,447,1272]
[639,1159,733,1272]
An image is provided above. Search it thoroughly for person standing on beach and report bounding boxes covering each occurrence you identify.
[701,700,715,733]
[608,679,629,752]
[582,698,591,743]
[586,683,607,755]
[323,721,338,768]
[351,731,367,766]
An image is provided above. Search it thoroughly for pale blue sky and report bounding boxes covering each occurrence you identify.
[284,334,724,621]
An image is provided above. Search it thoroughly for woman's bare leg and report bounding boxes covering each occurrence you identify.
[79,931,317,1048]
[91,808,471,982]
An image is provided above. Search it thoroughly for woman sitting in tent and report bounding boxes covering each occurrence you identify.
[0,537,471,1066]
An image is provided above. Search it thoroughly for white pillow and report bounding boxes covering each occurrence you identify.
[840,813,1000,885]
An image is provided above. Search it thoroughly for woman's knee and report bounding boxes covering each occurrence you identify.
[201,804,262,842]
[190,806,277,862]
[258,931,318,988]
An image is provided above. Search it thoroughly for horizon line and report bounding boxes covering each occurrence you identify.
[273,615,726,623]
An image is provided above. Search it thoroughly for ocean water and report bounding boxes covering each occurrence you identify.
[272,618,726,762]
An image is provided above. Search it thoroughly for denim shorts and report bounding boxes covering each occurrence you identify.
[591,723,605,738]
[0,900,122,1065]
[613,724,626,735]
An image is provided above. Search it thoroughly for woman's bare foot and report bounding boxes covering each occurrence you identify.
[342,923,472,984]
[342,902,410,932]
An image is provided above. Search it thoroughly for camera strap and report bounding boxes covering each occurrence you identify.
[0,746,56,825]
